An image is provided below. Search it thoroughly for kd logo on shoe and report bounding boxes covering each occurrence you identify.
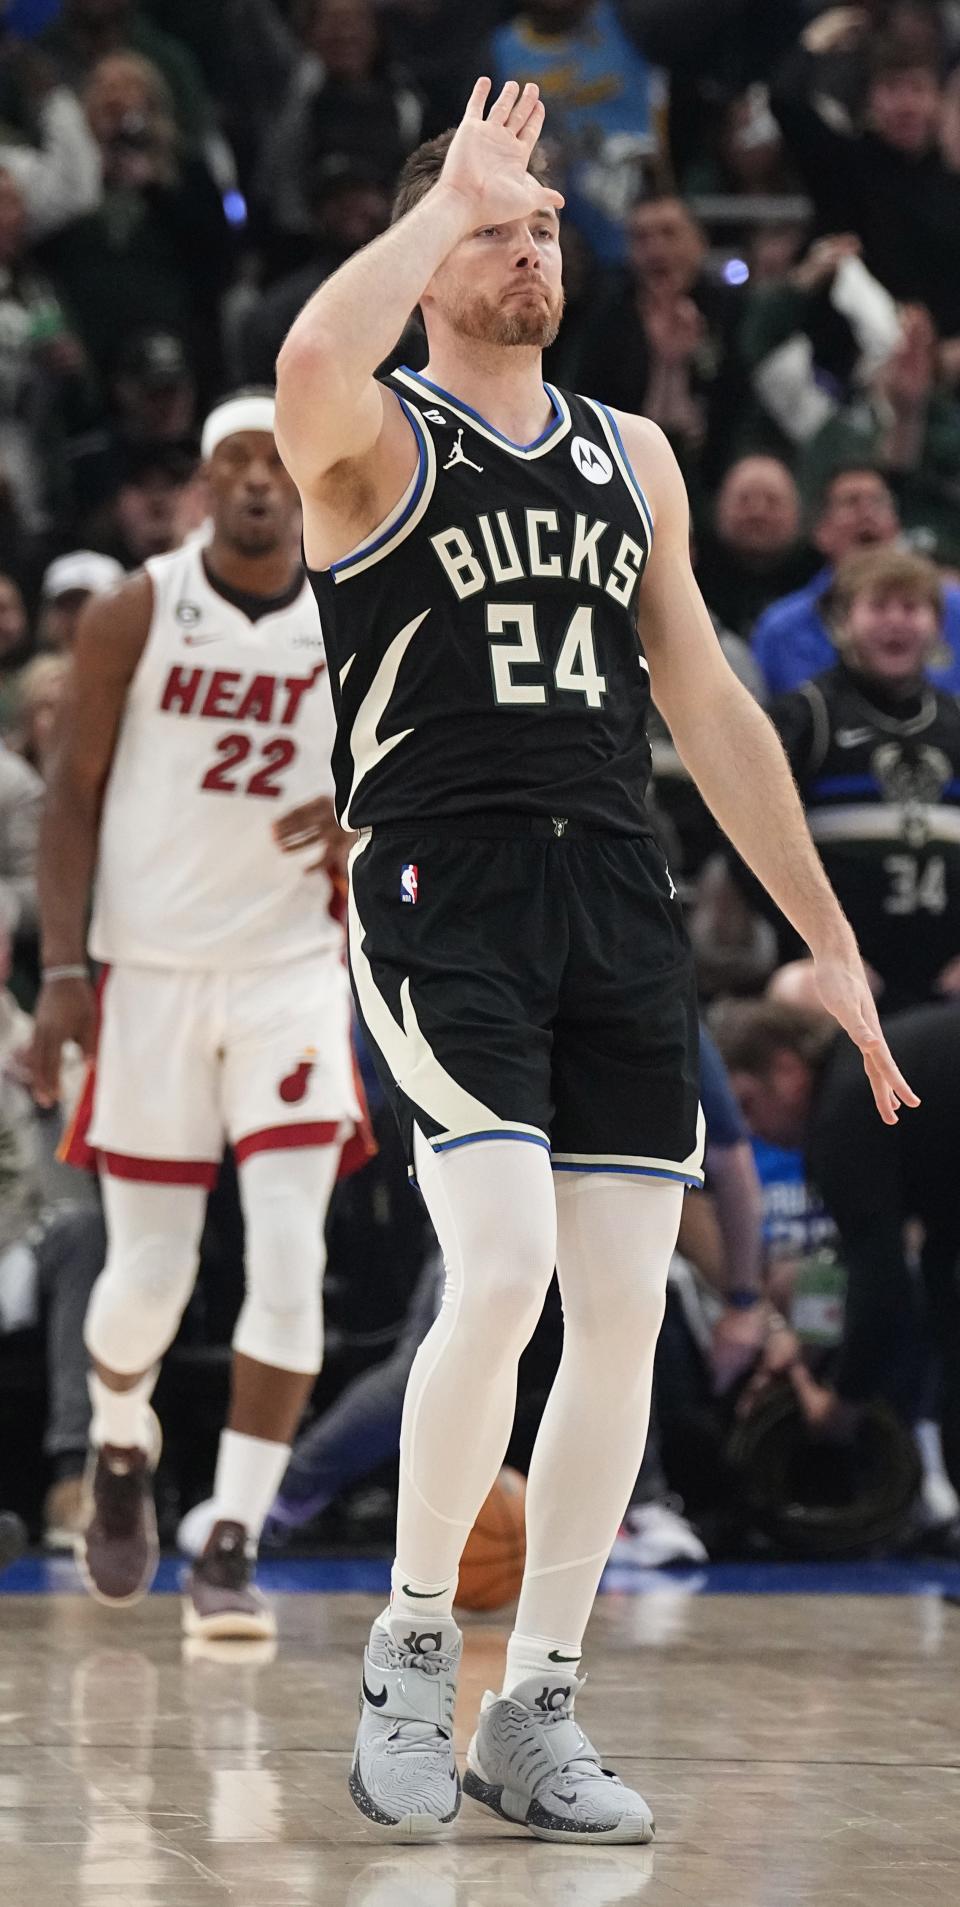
[535,1684,571,1713]
[403,1630,442,1655]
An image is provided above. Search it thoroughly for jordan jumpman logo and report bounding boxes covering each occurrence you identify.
[443,428,484,475]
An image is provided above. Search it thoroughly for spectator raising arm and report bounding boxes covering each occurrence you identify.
[0,83,101,240]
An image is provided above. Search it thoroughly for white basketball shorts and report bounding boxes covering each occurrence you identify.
[83,952,360,1186]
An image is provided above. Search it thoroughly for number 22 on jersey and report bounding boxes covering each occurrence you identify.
[200,733,298,798]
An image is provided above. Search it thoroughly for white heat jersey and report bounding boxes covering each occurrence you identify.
[90,541,341,970]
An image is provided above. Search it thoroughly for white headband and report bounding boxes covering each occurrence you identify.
[201,395,276,460]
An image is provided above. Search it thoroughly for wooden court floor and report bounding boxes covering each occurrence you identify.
[2,1582,960,1906]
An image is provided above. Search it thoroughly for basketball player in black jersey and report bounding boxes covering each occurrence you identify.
[276,79,915,1843]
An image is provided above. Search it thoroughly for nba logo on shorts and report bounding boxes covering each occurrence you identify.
[401,863,418,905]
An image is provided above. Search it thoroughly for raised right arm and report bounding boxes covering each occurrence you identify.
[30,572,151,1104]
[274,76,563,560]
[274,180,472,494]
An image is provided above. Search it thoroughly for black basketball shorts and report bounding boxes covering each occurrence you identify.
[347,817,704,1185]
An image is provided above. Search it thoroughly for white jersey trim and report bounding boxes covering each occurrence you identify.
[331,398,437,584]
[394,366,572,460]
[808,804,960,844]
[552,1102,706,1186]
[581,397,655,551]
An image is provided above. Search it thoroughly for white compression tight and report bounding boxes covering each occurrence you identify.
[396,1132,683,1648]
[85,1147,339,1379]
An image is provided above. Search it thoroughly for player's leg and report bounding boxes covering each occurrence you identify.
[184,952,358,1638]
[81,1173,210,1604]
[351,1130,557,1836]
[463,1169,683,1843]
[79,967,221,1605]
[345,825,559,1833]
[464,832,700,1843]
[182,1141,341,1640]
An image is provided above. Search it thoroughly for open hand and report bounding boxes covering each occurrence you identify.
[814,952,919,1124]
[790,233,861,294]
[439,77,564,230]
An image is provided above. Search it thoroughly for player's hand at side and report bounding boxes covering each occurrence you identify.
[439,77,564,230]
[273,796,356,878]
[28,976,97,1108]
[813,952,920,1125]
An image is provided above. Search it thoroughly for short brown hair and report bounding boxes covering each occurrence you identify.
[392,128,551,224]
[711,1001,835,1080]
[831,545,943,624]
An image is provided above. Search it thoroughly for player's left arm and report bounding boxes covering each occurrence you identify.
[619,412,918,1125]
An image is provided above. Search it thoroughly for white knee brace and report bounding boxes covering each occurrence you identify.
[233,1148,340,1375]
[85,1179,206,1375]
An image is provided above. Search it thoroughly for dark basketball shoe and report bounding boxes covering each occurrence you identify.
[77,1410,162,1606]
[183,1520,277,1641]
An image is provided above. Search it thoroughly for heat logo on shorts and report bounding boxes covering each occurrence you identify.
[278,1048,316,1103]
[400,863,419,905]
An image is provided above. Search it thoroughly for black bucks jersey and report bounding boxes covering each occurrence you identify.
[772,663,960,1009]
[306,368,656,833]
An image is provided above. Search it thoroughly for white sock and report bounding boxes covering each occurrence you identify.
[388,1561,458,1624]
[502,1630,583,1697]
[212,1429,290,1544]
[88,1370,156,1451]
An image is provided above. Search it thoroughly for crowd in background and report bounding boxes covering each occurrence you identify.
[3,0,960,1571]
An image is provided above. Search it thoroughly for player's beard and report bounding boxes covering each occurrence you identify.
[444,282,564,350]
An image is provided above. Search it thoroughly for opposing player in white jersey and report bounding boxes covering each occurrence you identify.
[31,392,359,1639]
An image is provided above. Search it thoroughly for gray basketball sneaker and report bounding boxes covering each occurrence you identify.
[463,1674,655,1844]
[349,1617,462,1836]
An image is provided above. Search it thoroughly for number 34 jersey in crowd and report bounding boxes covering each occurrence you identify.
[306,369,657,832]
[90,539,342,969]
[771,661,960,1009]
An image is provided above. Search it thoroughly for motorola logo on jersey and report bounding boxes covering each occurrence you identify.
[175,600,202,626]
[571,437,613,485]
